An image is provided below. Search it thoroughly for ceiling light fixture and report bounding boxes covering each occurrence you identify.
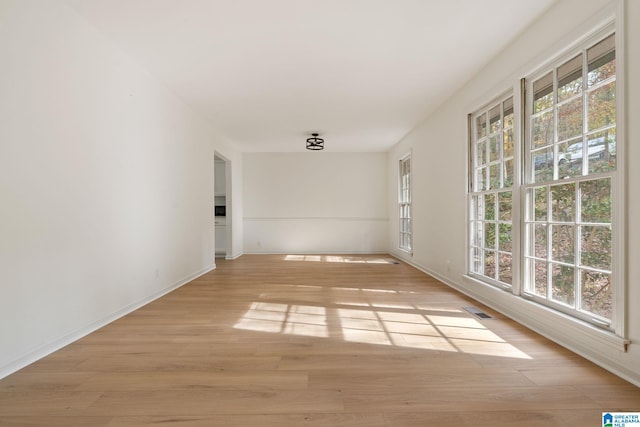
[306,133,324,151]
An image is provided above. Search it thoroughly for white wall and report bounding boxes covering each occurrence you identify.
[0,0,228,377]
[388,0,640,385]
[243,152,388,254]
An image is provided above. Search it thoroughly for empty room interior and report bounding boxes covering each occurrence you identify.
[1,0,639,425]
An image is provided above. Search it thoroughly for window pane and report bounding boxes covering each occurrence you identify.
[499,223,512,252]
[503,159,514,188]
[477,140,486,166]
[534,187,547,221]
[557,54,583,102]
[489,135,500,162]
[534,223,548,258]
[581,226,611,270]
[504,98,514,128]
[587,34,615,87]
[471,247,482,273]
[503,127,514,157]
[533,72,553,113]
[484,250,496,279]
[588,81,616,132]
[533,260,548,297]
[533,147,554,183]
[551,183,575,222]
[470,195,480,220]
[552,224,574,263]
[484,193,496,220]
[499,253,513,285]
[498,191,512,221]
[489,105,501,134]
[580,178,611,223]
[588,57,615,86]
[558,97,583,141]
[558,137,583,179]
[484,223,496,250]
[581,270,612,319]
[476,167,486,191]
[471,221,482,247]
[400,233,407,249]
[551,264,575,306]
[489,164,500,189]
[587,129,616,173]
[532,111,554,148]
[476,114,487,139]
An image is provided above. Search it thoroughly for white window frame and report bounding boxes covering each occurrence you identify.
[468,93,517,290]
[465,20,626,340]
[398,154,412,253]
[522,24,623,333]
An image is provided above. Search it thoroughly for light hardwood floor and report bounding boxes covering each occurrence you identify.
[1,254,638,426]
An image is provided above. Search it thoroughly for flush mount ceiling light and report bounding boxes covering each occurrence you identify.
[306,133,324,151]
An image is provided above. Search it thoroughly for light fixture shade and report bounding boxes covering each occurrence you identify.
[306,133,324,150]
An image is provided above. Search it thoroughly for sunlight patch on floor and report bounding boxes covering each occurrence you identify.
[234,297,532,359]
[285,255,398,264]
[234,302,329,338]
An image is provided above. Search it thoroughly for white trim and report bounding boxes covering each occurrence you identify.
[0,264,216,380]
[612,0,626,339]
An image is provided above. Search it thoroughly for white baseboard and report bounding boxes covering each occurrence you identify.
[225,252,244,260]
[0,264,216,380]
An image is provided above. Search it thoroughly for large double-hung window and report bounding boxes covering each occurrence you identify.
[524,32,617,325]
[468,26,622,332]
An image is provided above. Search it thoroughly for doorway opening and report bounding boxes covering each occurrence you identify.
[214,153,231,259]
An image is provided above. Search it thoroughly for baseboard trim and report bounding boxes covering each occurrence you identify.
[225,252,244,260]
[0,264,216,380]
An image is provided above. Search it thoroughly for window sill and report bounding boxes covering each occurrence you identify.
[461,274,629,352]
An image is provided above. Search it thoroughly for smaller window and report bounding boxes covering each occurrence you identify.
[399,155,412,252]
[468,95,514,287]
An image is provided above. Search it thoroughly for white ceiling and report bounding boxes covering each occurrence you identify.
[67,0,556,152]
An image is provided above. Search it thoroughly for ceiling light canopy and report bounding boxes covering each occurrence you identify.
[306,133,324,151]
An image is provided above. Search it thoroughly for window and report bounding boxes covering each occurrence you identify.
[399,155,412,252]
[524,32,617,324]
[469,95,515,287]
[467,28,621,330]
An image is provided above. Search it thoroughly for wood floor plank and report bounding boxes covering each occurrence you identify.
[0,391,103,416]
[308,367,536,390]
[0,254,638,426]
[75,370,308,391]
[0,417,111,427]
[342,385,599,412]
[104,413,387,427]
[81,390,344,416]
[385,410,601,427]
